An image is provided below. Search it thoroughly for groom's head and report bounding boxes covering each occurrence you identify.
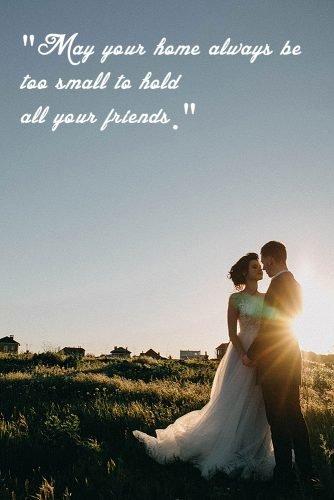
[260,241,287,277]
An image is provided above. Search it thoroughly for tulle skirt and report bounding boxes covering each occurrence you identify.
[133,340,275,479]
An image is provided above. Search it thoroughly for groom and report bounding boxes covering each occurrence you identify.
[242,241,314,491]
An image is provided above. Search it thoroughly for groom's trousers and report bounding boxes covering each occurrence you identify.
[261,381,313,479]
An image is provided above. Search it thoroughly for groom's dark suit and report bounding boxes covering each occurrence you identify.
[247,271,312,480]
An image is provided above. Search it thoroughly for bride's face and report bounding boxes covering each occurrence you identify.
[247,259,263,281]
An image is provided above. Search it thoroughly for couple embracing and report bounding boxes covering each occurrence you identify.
[133,241,317,494]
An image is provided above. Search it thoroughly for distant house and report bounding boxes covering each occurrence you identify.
[59,347,85,358]
[0,335,20,354]
[216,342,230,360]
[180,350,208,361]
[110,346,131,358]
[139,348,166,360]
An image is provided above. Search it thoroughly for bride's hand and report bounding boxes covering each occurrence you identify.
[242,354,256,367]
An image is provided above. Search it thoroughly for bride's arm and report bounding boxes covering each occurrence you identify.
[227,295,246,358]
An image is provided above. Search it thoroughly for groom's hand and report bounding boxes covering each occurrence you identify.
[242,354,255,367]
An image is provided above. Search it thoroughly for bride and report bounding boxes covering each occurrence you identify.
[133,253,275,479]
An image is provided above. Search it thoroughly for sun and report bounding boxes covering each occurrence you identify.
[294,262,334,354]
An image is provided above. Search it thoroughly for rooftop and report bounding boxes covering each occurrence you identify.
[110,346,131,353]
[0,336,20,345]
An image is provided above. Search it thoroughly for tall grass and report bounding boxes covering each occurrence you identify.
[0,354,332,499]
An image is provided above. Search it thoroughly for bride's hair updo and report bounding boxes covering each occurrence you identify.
[228,253,259,290]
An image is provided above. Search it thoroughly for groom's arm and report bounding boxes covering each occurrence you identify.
[277,276,303,321]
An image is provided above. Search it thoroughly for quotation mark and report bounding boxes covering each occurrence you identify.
[184,103,196,115]
[23,34,35,46]
[173,102,196,130]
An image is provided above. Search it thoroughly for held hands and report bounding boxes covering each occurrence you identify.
[242,354,256,368]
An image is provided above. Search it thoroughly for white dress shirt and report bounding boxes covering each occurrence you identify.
[271,269,289,280]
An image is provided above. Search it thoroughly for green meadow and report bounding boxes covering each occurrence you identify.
[0,353,332,499]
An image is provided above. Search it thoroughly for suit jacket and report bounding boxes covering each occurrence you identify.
[247,271,302,386]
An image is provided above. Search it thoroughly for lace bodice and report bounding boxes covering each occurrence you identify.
[232,292,264,338]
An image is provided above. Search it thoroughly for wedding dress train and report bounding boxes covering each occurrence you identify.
[133,292,275,479]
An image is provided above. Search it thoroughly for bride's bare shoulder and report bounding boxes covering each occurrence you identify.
[228,291,242,307]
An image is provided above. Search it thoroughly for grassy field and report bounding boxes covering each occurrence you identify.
[0,353,332,499]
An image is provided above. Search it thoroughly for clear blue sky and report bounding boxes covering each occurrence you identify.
[1,0,333,356]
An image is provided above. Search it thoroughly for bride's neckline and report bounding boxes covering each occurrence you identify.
[240,289,261,297]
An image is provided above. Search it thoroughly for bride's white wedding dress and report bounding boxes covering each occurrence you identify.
[133,292,275,479]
